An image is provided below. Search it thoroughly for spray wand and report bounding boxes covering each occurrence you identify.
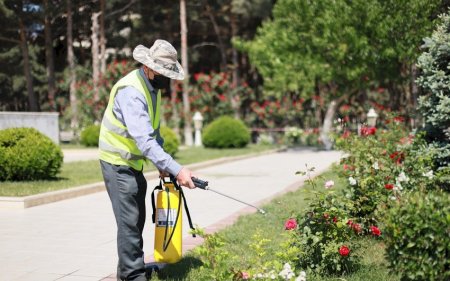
[191,177,266,214]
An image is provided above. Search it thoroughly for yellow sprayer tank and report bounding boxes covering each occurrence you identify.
[154,182,182,263]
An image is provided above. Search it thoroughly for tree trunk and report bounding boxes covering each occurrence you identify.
[320,100,338,150]
[170,80,180,137]
[44,0,56,111]
[67,0,78,131]
[19,17,38,112]
[91,11,100,101]
[204,1,227,72]
[410,63,418,128]
[100,0,106,73]
[180,0,193,146]
[230,13,240,119]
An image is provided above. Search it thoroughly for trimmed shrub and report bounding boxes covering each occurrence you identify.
[160,126,180,156]
[0,127,63,181]
[384,191,450,281]
[202,116,250,148]
[80,124,100,147]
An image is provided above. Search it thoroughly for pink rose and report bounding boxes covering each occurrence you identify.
[324,180,335,189]
[241,271,250,280]
[284,218,297,230]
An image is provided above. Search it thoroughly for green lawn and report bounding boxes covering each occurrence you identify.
[0,144,276,197]
[151,169,397,281]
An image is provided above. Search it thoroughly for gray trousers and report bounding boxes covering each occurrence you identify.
[100,160,148,281]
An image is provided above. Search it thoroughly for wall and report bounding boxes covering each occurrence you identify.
[0,112,60,144]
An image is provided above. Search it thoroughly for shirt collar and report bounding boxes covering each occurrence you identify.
[139,67,156,94]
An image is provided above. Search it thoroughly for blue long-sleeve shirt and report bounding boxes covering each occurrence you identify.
[112,68,182,176]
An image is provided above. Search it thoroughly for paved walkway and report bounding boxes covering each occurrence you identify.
[63,148,99,163]
[0,149,342,281]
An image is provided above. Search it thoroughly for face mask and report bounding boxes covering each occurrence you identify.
[151,74,170,90]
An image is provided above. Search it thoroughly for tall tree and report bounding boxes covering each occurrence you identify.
[19,14,38,111]
[238,0,442,148]
[43,0,56,111]
[180,0,193,146]
[66,0,78,130]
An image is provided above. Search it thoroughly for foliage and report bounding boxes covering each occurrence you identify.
[294,191,362,275]
[191,227,307,281]
[417,12,450,177]
[187,72,253,124]
[80,124,100,147]
[190,227,234,281]
[160,126,180,157]
[59,59,136,130]
[0,127,62,181]
[335,120,436,222]
[384,191,450,281]
[202,116,251,148]
[237,0,442,131]
[290,168,363,276]
[284,127,304,146]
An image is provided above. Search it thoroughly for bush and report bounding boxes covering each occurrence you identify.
[0,127,63,181]
[336,121,435,222]
[293,191,362,275]
[384,191,450,281]
[80,124,100,147]
[160,126,180,156]
[202,116,250,148]
[417,12,450,175]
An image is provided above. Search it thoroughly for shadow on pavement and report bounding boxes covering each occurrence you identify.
[150,256,203,280]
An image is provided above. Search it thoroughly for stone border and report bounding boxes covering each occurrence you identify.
[0,148,284,209]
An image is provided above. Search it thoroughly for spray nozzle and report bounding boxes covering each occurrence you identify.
[191,177,209,190]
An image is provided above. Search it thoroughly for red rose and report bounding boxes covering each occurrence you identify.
[333,217,338,223]
[347,219,353,226]
[339,245,350,257]
[384,183,394,190]
[360,126,377,136]
[370,226,381,236]
[284,218,297,230]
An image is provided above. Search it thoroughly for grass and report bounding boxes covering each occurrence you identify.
[150,169,398,281]
[0,144,276,197]
[0,161,103,197]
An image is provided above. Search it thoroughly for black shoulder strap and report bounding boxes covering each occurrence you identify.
[151,181,163,223]
[171,176,196,238]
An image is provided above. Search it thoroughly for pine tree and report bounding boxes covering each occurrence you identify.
[417,12,450,180]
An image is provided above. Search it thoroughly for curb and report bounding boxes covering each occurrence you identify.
[0,148,284,209]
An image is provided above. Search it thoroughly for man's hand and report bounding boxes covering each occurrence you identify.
[176,167,195,189]
[159,170,169,179]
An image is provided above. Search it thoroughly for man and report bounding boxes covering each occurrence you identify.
[99,39,195,281]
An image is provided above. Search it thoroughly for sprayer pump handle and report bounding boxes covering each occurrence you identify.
[191,177,209,189]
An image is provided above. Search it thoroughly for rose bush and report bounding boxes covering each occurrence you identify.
[335,119,436,224]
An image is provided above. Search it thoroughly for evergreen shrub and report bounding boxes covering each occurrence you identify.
[80,124,100,147]
[202,116,250,148]
[417,12,450,185]
[0,127,63,181]
[160,126,180,156]
[384,191,450,281]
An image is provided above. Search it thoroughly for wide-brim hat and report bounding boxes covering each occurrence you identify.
[133,40,184,80]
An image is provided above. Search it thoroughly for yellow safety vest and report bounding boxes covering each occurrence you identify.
[99,69,161,171]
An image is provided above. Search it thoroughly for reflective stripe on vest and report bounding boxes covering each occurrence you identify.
[99,69,161,170]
